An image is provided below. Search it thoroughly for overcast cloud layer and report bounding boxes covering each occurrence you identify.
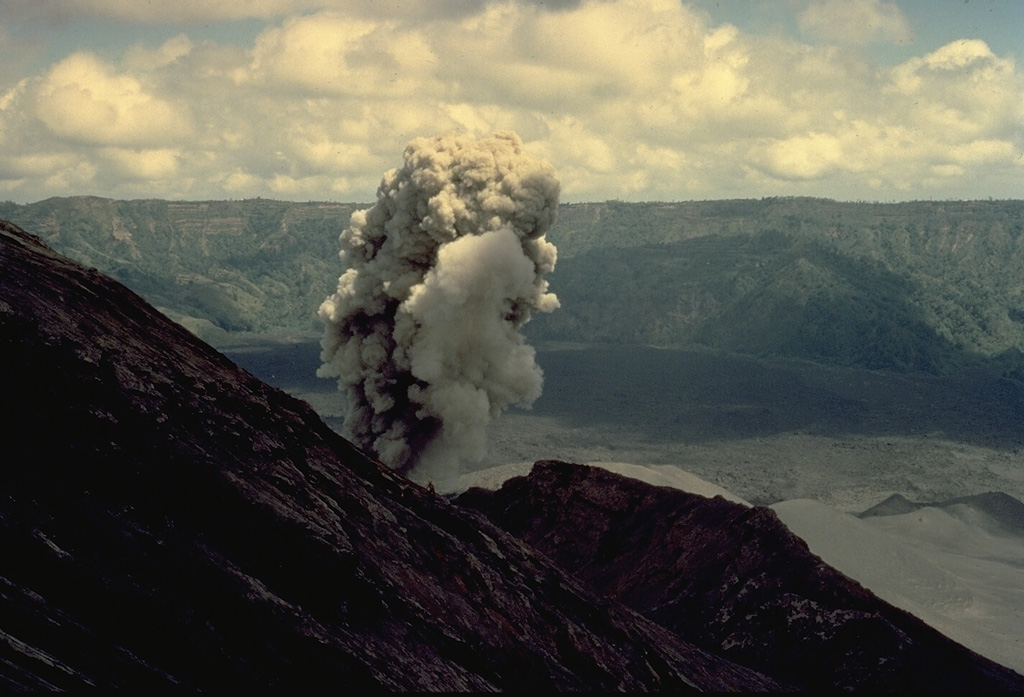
[1,0,1021,203]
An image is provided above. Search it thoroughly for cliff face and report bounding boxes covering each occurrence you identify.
[0,197,360,335]
[0,220,781,691]
[6,196,1024,373]
[456,461,1024,692]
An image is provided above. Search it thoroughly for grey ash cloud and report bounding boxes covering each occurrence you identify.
[318,131,559,482]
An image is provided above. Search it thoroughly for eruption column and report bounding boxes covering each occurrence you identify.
[318,132,559,483]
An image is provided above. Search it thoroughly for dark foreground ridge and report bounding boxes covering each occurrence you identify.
[0,220,782,690]
[457,461,1024,692]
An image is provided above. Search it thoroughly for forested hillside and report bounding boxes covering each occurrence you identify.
[0,197,358,337]
[532,199,1024,374]
[2,196,1022,375]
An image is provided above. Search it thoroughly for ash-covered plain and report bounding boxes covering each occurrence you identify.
[223,336,1024,513]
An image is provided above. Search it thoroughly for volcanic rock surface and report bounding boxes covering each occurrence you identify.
[456,460,1024,691]
[0,220,782,691]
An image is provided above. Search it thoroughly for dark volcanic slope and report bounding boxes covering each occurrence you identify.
[457,461,1024,692]
[0,220,782,691]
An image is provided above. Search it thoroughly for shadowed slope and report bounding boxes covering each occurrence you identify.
[0,220,781,691]
[457,461,1024,691]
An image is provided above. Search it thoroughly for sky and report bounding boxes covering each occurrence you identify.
[0,0,1021,203]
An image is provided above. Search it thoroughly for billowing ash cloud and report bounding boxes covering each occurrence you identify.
[318,132,559,483]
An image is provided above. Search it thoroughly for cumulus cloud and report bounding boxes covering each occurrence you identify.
[0,0,574,24]
[318,132,559,483]
[33,53,193,147]
[123,34,194,70]
[2,0,356,23]
[799,0,912,45]
[245,12,440,98]
[101,147,181,179]
[0,0,1020,202]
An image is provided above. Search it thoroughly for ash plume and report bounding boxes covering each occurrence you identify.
[318,132,559,483]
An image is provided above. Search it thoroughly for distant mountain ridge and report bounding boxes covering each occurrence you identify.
[0,197,360,337]
[860,491,1024,536]
[2,196,1024,374]
[534,199,1024,374]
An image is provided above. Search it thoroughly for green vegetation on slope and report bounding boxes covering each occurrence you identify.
[3,196,1023,375]
[0,197,359,337]
[530,199,1024,374]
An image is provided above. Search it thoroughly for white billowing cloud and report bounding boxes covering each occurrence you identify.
[889,40,1019,137]
[276,116,380,177]
[742,32,1021,191]
[0,152,77,178]
[884,41,1020,175]
[755,131,845,180]
[890,39,1009,96]
[101,147,181,179]
[0,0,1020,202]
[918,38,1002,71]
[946,139,1015,166]
[318,132,559,483]
[799,0,912,45]
[245,13,440,97]
[437,0,706,112]
[42,161,100,193]
[124,34,194,70]
[33,52,193,147]
[0,0,533,24]
[2,0,361,23]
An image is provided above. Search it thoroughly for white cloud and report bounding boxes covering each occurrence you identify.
[101,147,181,179]
[0,0,530,24]
[799,0,912,45]
[0,0,1020,202]
[889,40,1020,142]
[946,139,1015,166]
[3,0,358,23]
[41,161,99,194]
[124,35,194,70]
[436,0,707,112]
[0,152,78,179]
[921,38,1000,71]
[890,39,1006,94]
[244,13,440,97]
[754,131,846,180]
[32,53,193,147]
